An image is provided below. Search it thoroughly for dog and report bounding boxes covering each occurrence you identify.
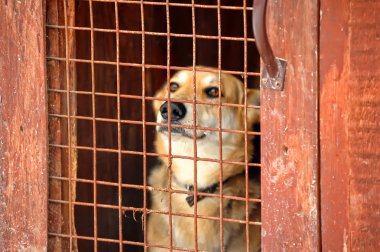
[147,68,261,251]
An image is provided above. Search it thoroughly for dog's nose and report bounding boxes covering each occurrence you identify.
[159,102,187,121]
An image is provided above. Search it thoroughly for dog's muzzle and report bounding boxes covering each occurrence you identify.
[158,101,207,139]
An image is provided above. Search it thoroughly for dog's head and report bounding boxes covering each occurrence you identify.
[153,68,260,186]
[153,68,260,142]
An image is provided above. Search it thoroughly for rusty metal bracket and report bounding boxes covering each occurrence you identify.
[252,0,287,91]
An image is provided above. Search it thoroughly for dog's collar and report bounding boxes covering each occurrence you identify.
[171,171,245,207]
[184,177,232,207]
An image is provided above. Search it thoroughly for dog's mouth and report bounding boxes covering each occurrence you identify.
[157,122,207,140]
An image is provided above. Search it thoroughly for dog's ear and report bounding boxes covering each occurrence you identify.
[246,89,260,126]
[153,83,168,116]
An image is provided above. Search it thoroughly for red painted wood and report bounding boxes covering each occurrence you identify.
[261,0,320,250]
[0,1,48,250]
[319,1,350,250]
[320,0,380,250]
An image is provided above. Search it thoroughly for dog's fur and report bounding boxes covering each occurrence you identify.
[147,68,261,251]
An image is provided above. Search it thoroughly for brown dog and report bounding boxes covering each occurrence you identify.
[147,68,261,251]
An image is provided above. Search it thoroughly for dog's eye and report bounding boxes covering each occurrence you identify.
[170,82,179,92]
[205,87,222,98]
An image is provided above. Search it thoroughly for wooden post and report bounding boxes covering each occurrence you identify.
[320,0,380,250]
[0,1,48,251]
[261,1,320,250]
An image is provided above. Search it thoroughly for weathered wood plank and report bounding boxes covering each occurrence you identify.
[320,0,380,250]
[261,0,320,250]
[46,0,66,250]
[46,0,78,250]
[348,1,380,247]
[0,1,48,251]
[319,1,351,250]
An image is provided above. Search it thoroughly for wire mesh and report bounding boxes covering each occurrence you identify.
[47,0,261,251]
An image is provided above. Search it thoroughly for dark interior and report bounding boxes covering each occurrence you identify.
[73,1,260,250]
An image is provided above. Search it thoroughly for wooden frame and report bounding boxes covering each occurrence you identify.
[320,0,380,250]
[0,1,48,250]
[261,0,320,250]
[1,0,379,251]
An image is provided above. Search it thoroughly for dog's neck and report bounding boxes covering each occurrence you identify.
[175,173,242,207]
[156,132,251,188]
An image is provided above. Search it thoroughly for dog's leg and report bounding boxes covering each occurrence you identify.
[147,165,170,251]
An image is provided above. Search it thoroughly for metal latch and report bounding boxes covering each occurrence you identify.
[252,0,287,91]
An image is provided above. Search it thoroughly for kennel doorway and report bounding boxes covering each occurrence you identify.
[46,0,262,251]
[2,0,380,251]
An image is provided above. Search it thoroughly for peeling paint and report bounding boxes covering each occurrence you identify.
[268,157,296,187]
[261,0,320,250]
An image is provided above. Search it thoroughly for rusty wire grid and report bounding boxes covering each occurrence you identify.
[46,0,261,251]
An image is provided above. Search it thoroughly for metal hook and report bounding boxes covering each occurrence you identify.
[252,0,287,91]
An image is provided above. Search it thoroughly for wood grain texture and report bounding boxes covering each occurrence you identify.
[46,0,66,250]
[319,1,350,250]
[261,0,320,250]
[46,0,78,250]
[0,0,48,251]
[320,0,380,250]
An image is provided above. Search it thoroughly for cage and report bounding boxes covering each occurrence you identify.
[46,0,262,251]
